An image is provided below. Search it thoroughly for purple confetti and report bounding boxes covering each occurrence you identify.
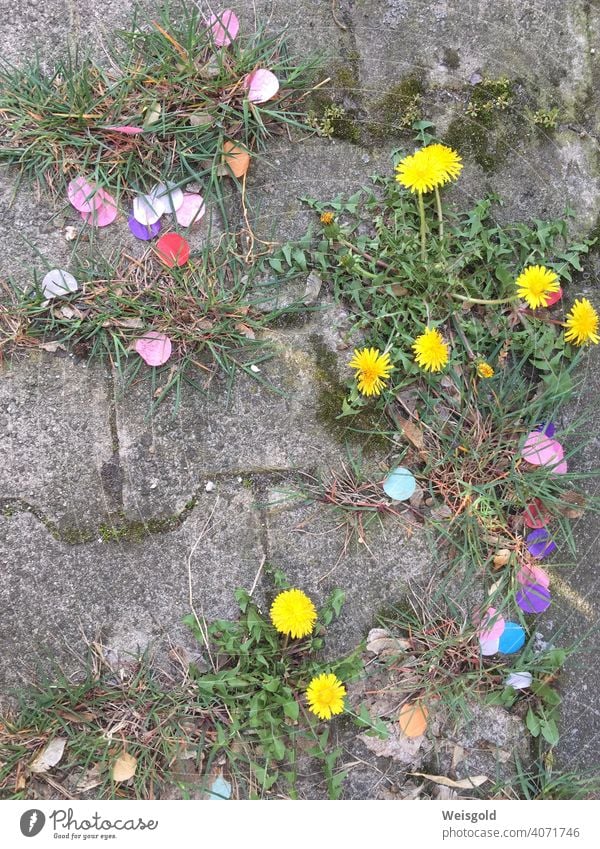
[128,215,161,241]
[535,422,556,438]
[526,528,557,559]
[516,582,552,614]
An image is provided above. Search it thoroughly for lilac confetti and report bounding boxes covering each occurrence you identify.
[516,582,552,614]
[128,216,161,241]
[526,528,557,559]
[535,422,556,438]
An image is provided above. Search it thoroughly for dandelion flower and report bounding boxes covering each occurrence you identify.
[476,361,495,378]
[320,211,335,225]
[515,265,560,309]
[412,327,449,372]
[306,673,346,720]
[270,589,317,639]
[348,347,393,396]
[564,298,600,346]
[395,144,462,194]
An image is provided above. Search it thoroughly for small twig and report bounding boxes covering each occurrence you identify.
[249,555,267,597]
[331,0,348,31]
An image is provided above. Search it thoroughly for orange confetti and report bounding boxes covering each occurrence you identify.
[223,140,250,178]
[398,701,428,738]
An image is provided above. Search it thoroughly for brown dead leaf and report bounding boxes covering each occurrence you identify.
[410,772,489,789]
[493,548,511,569]
[76,763,104,792]
[366,628,410,655]
[111,751,137,783]
[30,737,67,773]
[235,322,256,339]
[557,491,586,519]
[38,341,66,353]
[396,416,425,450]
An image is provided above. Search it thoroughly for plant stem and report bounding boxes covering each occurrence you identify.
[434,187,444,240]
[450,293,517,306]
[418,191,427,263]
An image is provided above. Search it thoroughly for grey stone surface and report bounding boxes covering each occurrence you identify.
[0,353,114,531]
[1,0,600,795]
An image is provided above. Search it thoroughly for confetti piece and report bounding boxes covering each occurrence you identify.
[551,459,568,475]
[398,702,428,738]
[135,331,172,366]
[505,671,532,690]
[522,431,564,467]
[104,125,144,135]
[67,177,101,213]
[80,190,118,227]
[222,141,250,178]
[523,498,550,529]
[544,288,563,307]
[206,10,239,46]
[151,182,184,214]
[526,528,557,559]
[478,607,505,641]
[535,422,556,438]
[41,269,78,299]
[517,564,550,589]
[516,582,552,614]
[479,636,500,656]
[382,467,416,501]
[133,194,166,226]
[245,68,280,103]
[497,622,526,654]
[156,233,190,267]
[176,192,206,227]
[128,216,161,241]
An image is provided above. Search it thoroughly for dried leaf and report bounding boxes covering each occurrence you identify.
[30,737,67,773]
[360,727,426,764]
[493,548,511,568]
[303,271,322,305]
[76,763,104,792]
[557,491,586,519]
[366,628,410,655]
[38,341,66,353]
[430,503,453,520]
[222,141,250,178]
[410,772,489,789]
[112,751,137,783]
[395,416,425,450]
[235,322,256,340]
[189,112,215,127]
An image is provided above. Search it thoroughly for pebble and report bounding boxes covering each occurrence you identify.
[205,481,216,492]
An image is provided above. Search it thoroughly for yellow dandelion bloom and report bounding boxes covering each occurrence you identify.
[270,589,317,639]
[395,144,462,194]
[348,347,393,396]
[306,673,346,720]
[515,265,560,309]
[476,361,495,378]
[412,327,449,372]
[564,298,600,346]
[320,211,335,225]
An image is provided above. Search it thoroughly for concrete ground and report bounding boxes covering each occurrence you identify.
[1,0,599,791]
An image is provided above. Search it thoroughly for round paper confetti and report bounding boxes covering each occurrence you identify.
[135,331,172,366]
[151,182,184,214]
[526,528,557,559]
[535,422,556,438]
[223,141,250,178]
[516,582,552,614]
[517,564,550,589]
[67,177,100,213]
[544,288,563,307]
[498,622,526,654]
[207,10,239,46]
[133,194,166,226]
[80,190,118,227]
[382,467,416,502]
[478,607,506,641]
[176,193,206,227]
[41,269,78,299]
[245,69,280,103]
[523,498,550,529]
[479,636,500,656]
[505,671,532,690]
[551,459,568,475]
[156,233,190,267]
[128,216,161,241]
[398,702,428,738]
[522,431,564,467]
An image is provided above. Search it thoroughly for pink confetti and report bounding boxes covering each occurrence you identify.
[245,69,280,104]
[479,636,500,656]
[206,10,239,47]
[80,189,118,227]
[176,192,206,227]
[551,459,568,474]
[135,331,172,366]
[478,607,506,642]
[522,431,564,467]
[517,565,550,589]
[104,125,144,135]
[67,177,102,213]
[545,287,563,307]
